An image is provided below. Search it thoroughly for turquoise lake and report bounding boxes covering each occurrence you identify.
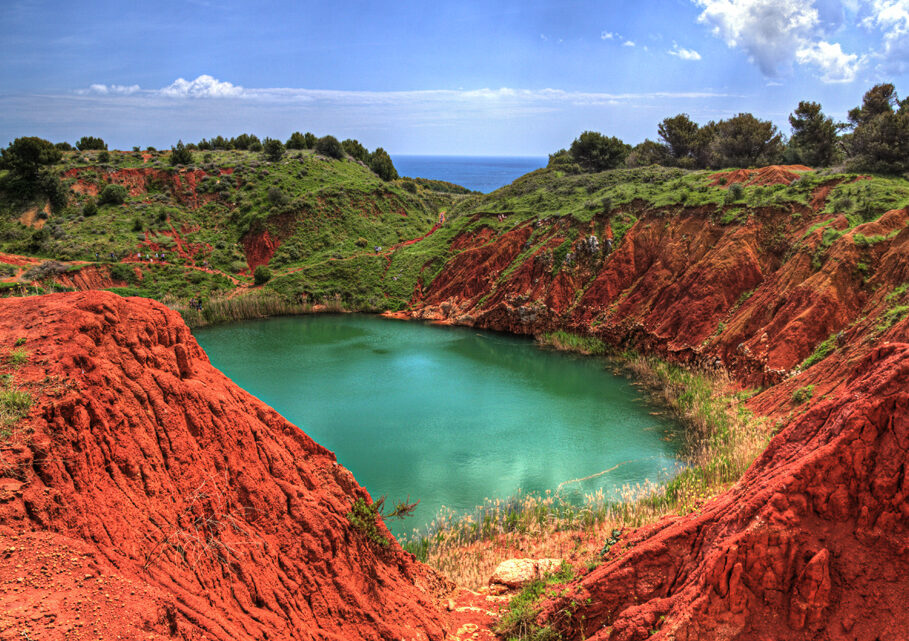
[194,315,681,535]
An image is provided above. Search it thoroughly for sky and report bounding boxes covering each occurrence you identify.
[1,0,908,155]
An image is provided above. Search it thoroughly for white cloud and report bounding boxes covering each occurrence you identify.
[622,40,636,47]
[693,0,867,81]
[694,0,820,75]
[540,33,549,41]
[72,77,734,109]
[600,30,615,39]
[862,0,909,71]
[795,40,863,82]
[159,75,245,98]
[668,42,702,60]
[81,83,140,95]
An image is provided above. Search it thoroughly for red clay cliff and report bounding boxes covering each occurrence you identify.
[0,291,448,640]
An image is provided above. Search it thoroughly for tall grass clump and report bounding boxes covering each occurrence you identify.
[537,330,607,355]
[169,291,314,327]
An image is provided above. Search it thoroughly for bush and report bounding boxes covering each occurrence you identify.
[76,136,107,151]
[315,135,344,159]
[342,139,369,162]
[262,137,285,162]
[98,184,128,206]
[792,385,815,404]
[169,140,193,165]
[253,265,272,285]
[82,198,98,216]
[98,150,110,163]
[369,147,398,181]
[266,187,288,207]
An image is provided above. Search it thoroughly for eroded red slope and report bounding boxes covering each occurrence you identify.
[0,291,447,640]
[539,342,909,640]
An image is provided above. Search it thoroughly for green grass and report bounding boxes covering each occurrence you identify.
[0,385,32,440]
[792,385,815,404]
[6,348,28,367]
[537,331,607,355]
[495,563,575,641]
[801,333,838,369]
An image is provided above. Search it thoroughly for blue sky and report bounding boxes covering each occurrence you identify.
[2,0,908,154]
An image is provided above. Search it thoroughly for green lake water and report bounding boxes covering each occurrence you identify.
[193,315,681,535]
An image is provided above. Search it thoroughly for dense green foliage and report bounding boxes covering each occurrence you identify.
[169,140,193,166]
[569,131,631,172]
[76,136,107,151]
[368,147,398,181]
[262,138,285,163]
[787,101,840,167]
[844,83,909,174]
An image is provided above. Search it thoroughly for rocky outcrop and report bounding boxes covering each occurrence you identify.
[0,291,447,640]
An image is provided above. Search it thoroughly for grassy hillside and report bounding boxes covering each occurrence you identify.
[0,148,467,310]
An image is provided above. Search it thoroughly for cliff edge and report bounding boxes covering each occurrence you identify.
[0,291,447,640]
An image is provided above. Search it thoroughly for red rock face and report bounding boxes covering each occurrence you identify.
[539,343,909,640]
[63,167,225,208]
[413,203,909,388]
[0,292,447,640]
[241,228,281,271]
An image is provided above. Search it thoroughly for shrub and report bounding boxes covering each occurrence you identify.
[98,184,128,206]
[725,183,745,203]
[369,147,398,181]
[341,139,369,162]
[266,187,288,207]
[82,198,98,216]
[98,150,110,163]
[792,385,815,404]
[76,136,107,151]
[262,137,285,162]
[346,497,389,547]
[169,140,193,165]
[253,265,272,285]
[315,135,344,159]
[355,237,368,247]
[401,180,418,193]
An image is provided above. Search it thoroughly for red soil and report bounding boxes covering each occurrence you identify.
[241,228,281,271]
[63,167,228,209]
[710,165,812,188]
[0,292,448,640]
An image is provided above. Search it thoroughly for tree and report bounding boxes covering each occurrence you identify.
[231,133,261,151]
[315,135,345,159]
[569,131,631,172]
[287,131,317,150]
[262,137,285,162]
[657,114,700,165]
[625,139,671,167]
[844,83,909,174]
[0,137,67,209]
[0,137,62,177]
[787,101,840,167]
[55,141,73,151]
[342,139,369,162]
[76,136,107,151]
[709,113,784,168]
[169,140,193,165]
[368,147,398,181]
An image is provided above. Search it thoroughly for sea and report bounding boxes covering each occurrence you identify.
[392,155,548,194]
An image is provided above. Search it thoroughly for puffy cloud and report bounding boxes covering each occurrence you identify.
[795,40,863,82]
[863,0,909,71]
[159,75,244,98]
[668,42,702,60]
[600,31,615,39]
[694,0,820,75]
[622,40,636,47]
